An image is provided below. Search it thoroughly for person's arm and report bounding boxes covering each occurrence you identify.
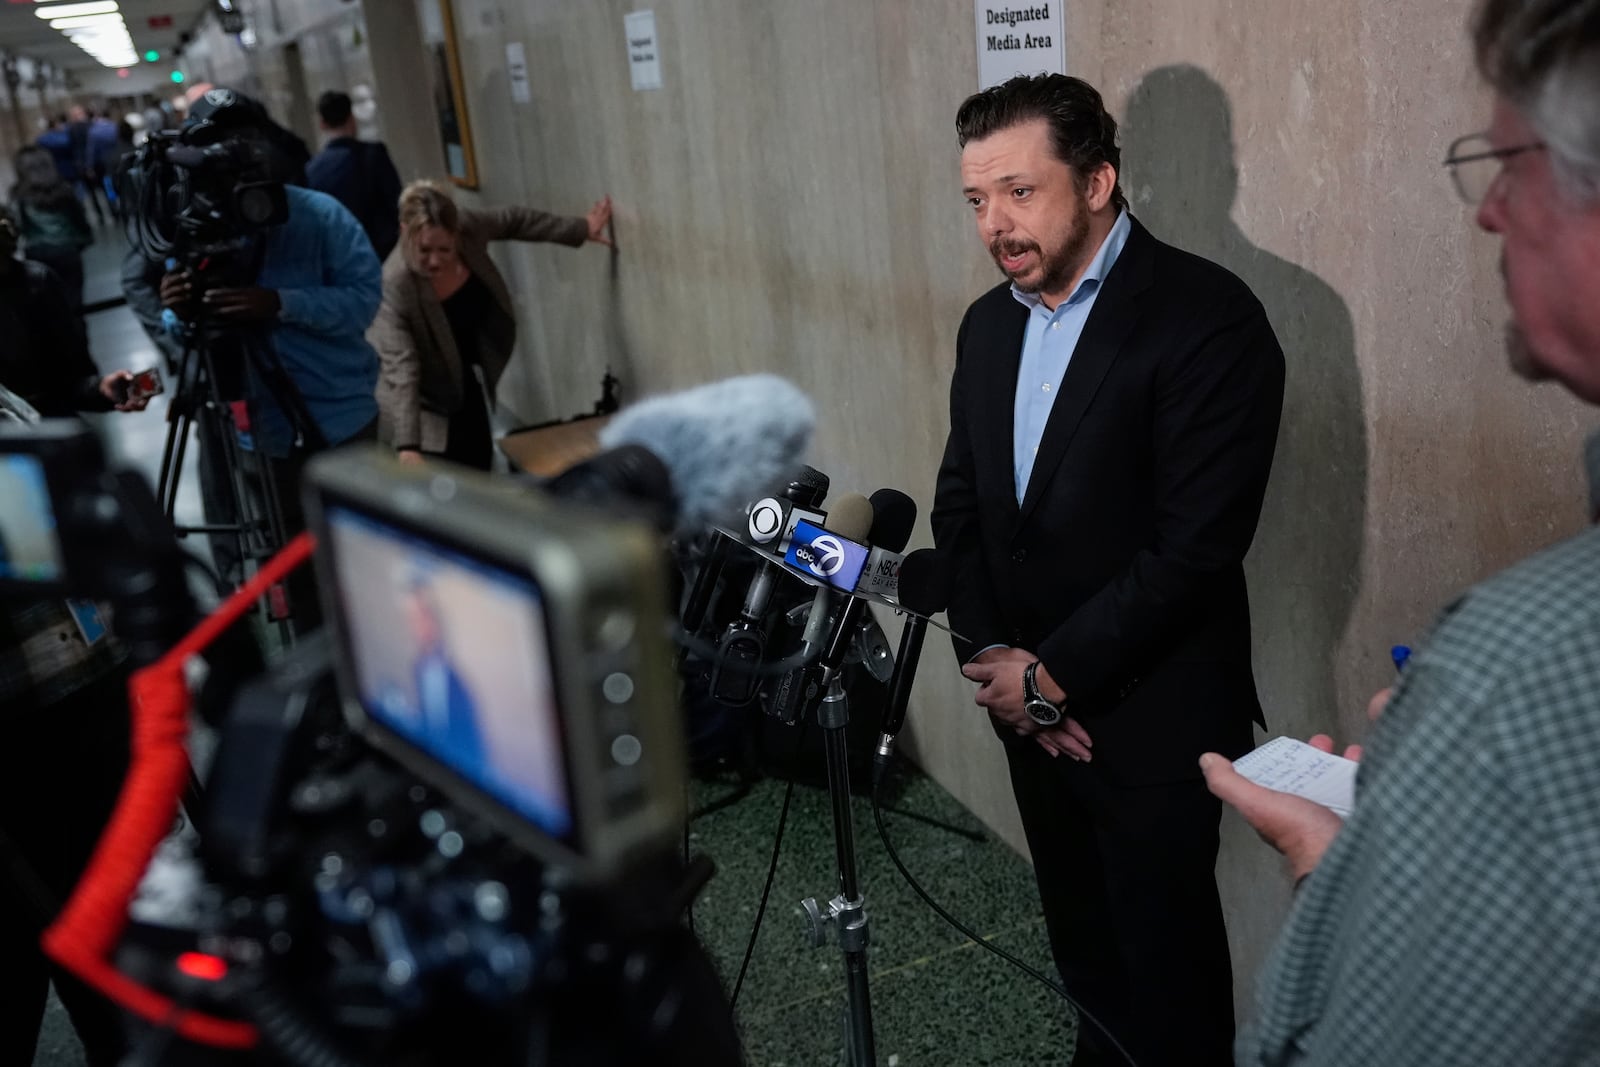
[465,204,591,248]
[120,251,184,364]
[1237,659,1600,1065]
[930,306,1011,664]
[374,145,403,224]
[273,197,383,338]
[25,266,112,413]
[369,144,403,259]
[1035,288,1285,701]
[369,287,424,455]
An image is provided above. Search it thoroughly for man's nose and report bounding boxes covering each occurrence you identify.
[981,201,1012,237]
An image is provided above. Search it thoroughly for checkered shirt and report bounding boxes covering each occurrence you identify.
[1238,524,1600,1064]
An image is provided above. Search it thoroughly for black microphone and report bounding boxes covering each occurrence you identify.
[791,491,878,661]
[681,465,828,635]
[874,549,955,785]
[866,488,916,553]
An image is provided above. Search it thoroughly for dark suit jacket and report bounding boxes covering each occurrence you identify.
[306,137,404,260]
[931,218,1284,785]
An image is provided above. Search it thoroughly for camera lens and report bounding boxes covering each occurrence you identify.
[237,186,276,226]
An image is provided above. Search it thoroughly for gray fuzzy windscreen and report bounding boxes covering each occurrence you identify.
[599,375,816,531]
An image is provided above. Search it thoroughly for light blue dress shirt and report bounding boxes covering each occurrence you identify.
[1011,210,1131,502]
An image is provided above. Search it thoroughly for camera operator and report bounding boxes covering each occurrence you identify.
[156,90,383,627]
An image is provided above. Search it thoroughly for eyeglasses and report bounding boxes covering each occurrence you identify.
[1443,132,1546,204]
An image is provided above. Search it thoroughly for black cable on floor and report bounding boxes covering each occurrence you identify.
[870,775,1140,1067]
[728,722,807,1010]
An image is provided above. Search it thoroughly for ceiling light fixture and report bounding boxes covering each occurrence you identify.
[33,1,120,19]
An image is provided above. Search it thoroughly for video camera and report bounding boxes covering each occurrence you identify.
[118,87,291,267]
[0,421,743,1065]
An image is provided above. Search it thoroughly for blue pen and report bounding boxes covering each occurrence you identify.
[1391,645,1412,674]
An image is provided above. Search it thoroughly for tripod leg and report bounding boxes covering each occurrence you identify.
[818,680,876,1067]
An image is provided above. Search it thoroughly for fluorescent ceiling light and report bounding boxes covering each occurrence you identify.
[51,14,124,29]
[34,2,119,18]
[43,1,136,70]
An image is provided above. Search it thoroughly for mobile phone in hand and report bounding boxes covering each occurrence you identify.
[120,368,164,403]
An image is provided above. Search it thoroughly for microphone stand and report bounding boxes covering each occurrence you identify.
[797,590,876,1067]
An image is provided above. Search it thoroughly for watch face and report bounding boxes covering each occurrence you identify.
[1026,700,1063,727]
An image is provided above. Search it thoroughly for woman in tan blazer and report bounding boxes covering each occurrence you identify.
[370,180,612,469]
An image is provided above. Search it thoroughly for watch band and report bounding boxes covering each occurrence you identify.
[1023,661,1064,727]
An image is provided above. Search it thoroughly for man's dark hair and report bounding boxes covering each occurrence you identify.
[956,73,1128,212]
[317,90,354,129]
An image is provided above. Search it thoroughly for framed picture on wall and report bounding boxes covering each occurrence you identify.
[417,0,478,188]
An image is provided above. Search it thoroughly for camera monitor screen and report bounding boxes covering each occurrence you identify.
[0,454,64,582]
[324,504,573,841]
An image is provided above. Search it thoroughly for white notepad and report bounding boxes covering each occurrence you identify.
[1232,736,1358,818]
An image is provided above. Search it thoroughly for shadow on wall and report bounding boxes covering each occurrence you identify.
[1121,65,1367,739]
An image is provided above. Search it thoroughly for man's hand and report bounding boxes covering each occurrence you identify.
[397,449,426,466]
[202,287,282,322]
[159,270,193,310]
[1034,718,1094,762]
[1199,733,1360,882]
[962,652,1030,725]
[1367,687,1392,723]
[586,196,614,247]
[97,371,149,412]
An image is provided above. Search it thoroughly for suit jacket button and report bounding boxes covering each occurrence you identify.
[1012,548,1027,562]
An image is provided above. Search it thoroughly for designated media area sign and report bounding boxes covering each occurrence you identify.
[974,2,1065,89]
[625,10,663,91]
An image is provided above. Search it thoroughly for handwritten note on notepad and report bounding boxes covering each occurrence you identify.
[1232,736,1358,818]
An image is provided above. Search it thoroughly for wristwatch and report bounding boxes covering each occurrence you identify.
[1022,661,1064,727]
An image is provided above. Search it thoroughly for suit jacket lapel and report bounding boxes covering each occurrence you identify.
[977,298,1028,530]
[1018,219,1156,524]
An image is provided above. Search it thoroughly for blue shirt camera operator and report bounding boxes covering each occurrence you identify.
[156,183,382,459]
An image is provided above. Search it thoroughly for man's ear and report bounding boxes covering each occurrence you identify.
[1084,162,1117,213]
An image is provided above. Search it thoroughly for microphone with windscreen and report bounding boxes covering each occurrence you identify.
[874,548,956,785]
[547,374,816,536]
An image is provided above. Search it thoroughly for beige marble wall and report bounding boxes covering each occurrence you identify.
[210,0,1598,1018]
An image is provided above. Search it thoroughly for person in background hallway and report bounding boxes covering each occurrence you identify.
[0,209,148,1067]
[1205,0,1600,1063]
[36,114,76,184]
[88,110,123,220]
[306,89,404,260]
[67,104,108,225]
[931,74,1285,1067]
[370,180,613,471]
[138,99,168,146]
[9,144,93,311]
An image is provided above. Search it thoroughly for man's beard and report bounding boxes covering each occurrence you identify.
[1505,321,1548,383]
[990,202,1092,295]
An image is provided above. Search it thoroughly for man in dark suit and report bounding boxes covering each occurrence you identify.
[931,74,1285,1067]
[306,90,403,260]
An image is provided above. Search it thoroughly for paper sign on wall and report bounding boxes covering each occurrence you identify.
[974,2,1065,90]
[625,10,663,92]
[506,42,531,104]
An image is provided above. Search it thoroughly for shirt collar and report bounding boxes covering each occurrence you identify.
[1011,209,1132,314]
